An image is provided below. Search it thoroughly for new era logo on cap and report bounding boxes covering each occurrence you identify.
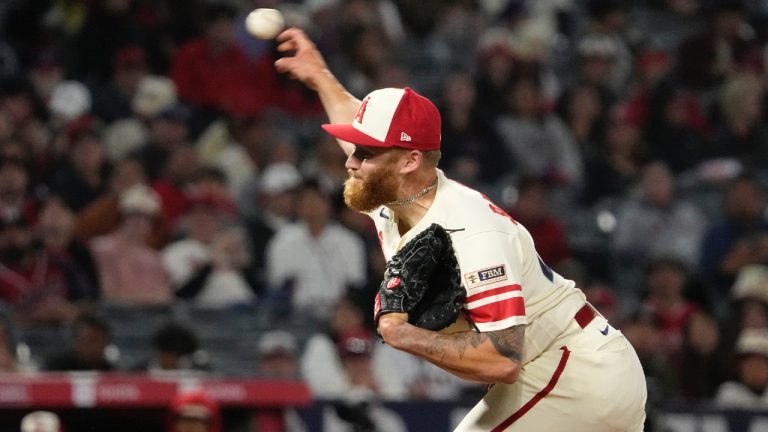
[322,87,441,151]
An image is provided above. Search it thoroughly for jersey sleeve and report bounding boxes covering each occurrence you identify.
[454,230,526,332]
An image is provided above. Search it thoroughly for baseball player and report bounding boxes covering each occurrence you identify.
[275,28,647,431]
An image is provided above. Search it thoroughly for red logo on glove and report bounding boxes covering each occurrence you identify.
[386,277,401,289]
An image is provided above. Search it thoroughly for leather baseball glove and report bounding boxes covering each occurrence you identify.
[374,223,466,331]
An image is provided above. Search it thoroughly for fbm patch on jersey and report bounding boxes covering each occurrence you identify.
[464,265,507,289]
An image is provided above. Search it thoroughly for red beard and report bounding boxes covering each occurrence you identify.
[343,164,400,212]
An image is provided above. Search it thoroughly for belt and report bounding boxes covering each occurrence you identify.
[574,303,597,329]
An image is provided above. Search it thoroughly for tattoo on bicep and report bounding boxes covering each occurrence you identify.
[486,325,525,363]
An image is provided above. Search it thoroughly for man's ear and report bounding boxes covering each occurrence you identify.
[399,150,422,174]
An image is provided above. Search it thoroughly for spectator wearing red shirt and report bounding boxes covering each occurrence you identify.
[169,4,259,117]
[640,257,698,365]
[0,215,76,325]
[508,176,570,267]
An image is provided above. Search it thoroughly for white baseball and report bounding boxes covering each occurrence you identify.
[245,8,284,40]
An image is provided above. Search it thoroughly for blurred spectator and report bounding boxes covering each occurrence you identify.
[676,3,757,91]
[715,327,768,408]
[640,257,699,366]
[169,225,258,308]
[611,161,707,270]
[72,0,148,83]
[74,157,167,249]
[256,330,299,379]
[254,330,308,432]
[48,116,110,212]
[582,102,646,205]
[0,156,36,225]
[438,69,509,185]
[679,311,727,400]
[699,174,768,294]
[582,0,633,96]
[0,215,76,325]
[91,45,149,122]
[508,176,570,267]
[621,310,681,404]
[556,83,607,162]
[36,196,99,302]
[45,313,114,371]
[321,328,407,432]
[90,184,172,305]
[20,411,63,432]
[572,33,620,102]
[301,297,408,400]
[28,49,65,104]
[712,73,768,169]
[642,82,710,174]
[245,163,302,288]
[137,321,207,372]
[169,3,259,118]
[730,265,768,330]
[131,103,192,181]
[167,389,221,432]
[266,180,366,321]
[494,77,583,189]
[152,145,203,228]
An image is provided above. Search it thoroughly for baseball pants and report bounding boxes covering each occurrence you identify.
[455,316,647,431]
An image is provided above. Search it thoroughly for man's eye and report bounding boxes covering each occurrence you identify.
[354,149,372,159]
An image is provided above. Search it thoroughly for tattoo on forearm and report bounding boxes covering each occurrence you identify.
[423,325,524,364]
[486,326,524,363]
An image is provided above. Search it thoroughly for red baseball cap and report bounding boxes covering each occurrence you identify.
[322,87,441,151]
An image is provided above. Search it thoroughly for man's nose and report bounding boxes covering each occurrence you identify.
[345,153,361,170]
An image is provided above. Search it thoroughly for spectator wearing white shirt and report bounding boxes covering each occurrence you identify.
[716,328,768,408]
[266,179,366,321]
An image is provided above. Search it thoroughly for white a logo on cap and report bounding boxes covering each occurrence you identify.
[400,132,412,142]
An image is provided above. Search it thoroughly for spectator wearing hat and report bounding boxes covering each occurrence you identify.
[151,145,203,228]
[243,162,302,287]
[715,328,768,408]
[74,158,168,249]
[89,184,171,306]
[256,330,299,379]
[266,179,366,321]
[311,326,407,432]
[91,45,149,123]
[167,389,221,432]
[20,411,63,432]
[28,49,65,105]
[49,116,110,212]
[0,214,76,325]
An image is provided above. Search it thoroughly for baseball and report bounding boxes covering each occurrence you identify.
[246,8,284,40]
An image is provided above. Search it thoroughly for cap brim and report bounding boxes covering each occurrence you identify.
[322,124,391,148]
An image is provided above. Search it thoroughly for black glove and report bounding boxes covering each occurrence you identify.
[374,223,466,331]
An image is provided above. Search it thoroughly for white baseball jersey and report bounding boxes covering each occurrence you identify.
[369,169,586,364]
[369,169,647,431]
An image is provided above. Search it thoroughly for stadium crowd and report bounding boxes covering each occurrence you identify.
[2,0,768,429]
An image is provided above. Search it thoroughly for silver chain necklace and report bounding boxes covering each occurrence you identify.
[385,178,438,206]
